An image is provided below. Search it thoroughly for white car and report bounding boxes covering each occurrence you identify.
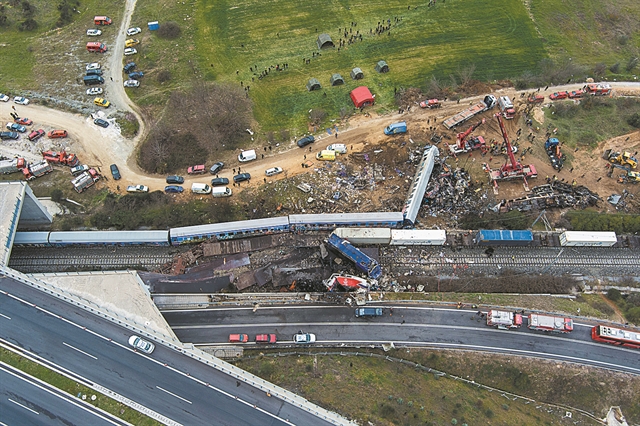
[0,94,9,102]
[86,29,102,36]
[86,87,103,96]
[86,62,101,71]
[293,333,316,344]
[13,97,29,105]
[327,143,347,154]
[127,185,149,193]
[265,167,283,177]
[123,80,140,88]
[126,27,141,36]
[123,48,137,56]
[128,335,154,354]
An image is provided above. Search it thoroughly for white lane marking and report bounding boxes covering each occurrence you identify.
[156,386,192,404]
[0,313,11,320]
[62,342,97,360]
[8,398,40,415]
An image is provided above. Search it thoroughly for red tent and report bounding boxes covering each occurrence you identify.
[350,86,375,108]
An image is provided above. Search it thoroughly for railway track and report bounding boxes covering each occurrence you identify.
[8,246,176,273]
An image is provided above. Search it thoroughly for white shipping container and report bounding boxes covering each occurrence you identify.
[332,228,391,245]
[390,229,447,245]
[559,231,617,247]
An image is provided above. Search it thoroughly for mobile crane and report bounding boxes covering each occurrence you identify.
[484,113,537,193]
[448,118,486,155]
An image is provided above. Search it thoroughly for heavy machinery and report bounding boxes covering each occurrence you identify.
[42,150,80,167]
[544,138,564,171]
[484,113,537,192]
[603,149,638,169]
[448,118,486,155]
[443,95,497,129]
[22,160,53,181]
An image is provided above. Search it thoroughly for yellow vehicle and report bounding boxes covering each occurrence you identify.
[93,97,110,108]
[316,150,336,161]
[125,39,140,48]
[604,149,638,169]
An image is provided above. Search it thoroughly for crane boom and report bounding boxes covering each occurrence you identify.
[456,118,485,149]
[494,113,520,171]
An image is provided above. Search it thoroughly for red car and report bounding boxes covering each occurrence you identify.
[419,99,441,109]
[568,90,584,99]
[228,334,249,343]
[255,334,277,344]
[15,117,33,126]
[28,129,45,141]
[48,129,68,138]
[187,164,206,174]
[549,91,569,100]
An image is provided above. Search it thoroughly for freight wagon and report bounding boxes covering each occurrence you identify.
[559,231,617,247]
[476,230,533,246]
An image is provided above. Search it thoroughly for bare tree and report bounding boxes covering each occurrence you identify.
[457,64,476,86]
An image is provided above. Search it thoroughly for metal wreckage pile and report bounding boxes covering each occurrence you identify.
[491,181,601,212]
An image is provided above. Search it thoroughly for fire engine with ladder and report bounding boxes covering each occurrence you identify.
[486,310,522,330]
[487,310,574,334]
[483,113,537,194]
[448,119,486,156]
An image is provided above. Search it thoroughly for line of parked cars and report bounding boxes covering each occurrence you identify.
[227,333,315,344]
[2,117,68,142]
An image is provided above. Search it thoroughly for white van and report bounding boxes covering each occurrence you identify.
[211,186,232,197]
[238,149,256,162]
[265,167,283,177]
[326,144,347,154]
[191,183,211,194]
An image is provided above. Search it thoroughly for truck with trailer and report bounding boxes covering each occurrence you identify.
[326,233,382,280]
[0,157,27,174]
[72,169,100,193]
[528,314,573,333]
[497,96,516,119]
[22,160,53,181]
[443,95,497,129]
[486,310,522,330]
[559,231,617,247]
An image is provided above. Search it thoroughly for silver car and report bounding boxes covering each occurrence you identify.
[124,48,137,56]
[123,80,140,88]
[86,87,103,96]
[128,335,155,354]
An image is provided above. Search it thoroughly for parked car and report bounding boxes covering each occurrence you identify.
[123,62,136,73]
[128,71,144,79]
[70,165,90,176]
[14,117,32,126]
[123,48,137,56]
[228,334,249,343]
[94,97,110,108]
[297,135,315,148]
[86,62,101,71]
[0,131,19,140]
[27,129,45,141]
[126,27,141,36]
[94,118,109,128]
[48,129,68,138]
[123,80,140,88]
[549,91,569,100]
[187,164,206,174]
[86,29,102,36]
[293,333,316,344]
[210,177,229,186]
[255,334,277,344]
[568,90,584,99]
[86,69,103,76]
[86,87,103,95]
[209,162,224,175]
[128,335,154,354]
[110,164,121,180]
[326,143,347,154]
[164,185,184,193]
[265,167,283,177]
[13,96,29,105]
[6,123,26,133]
[127,185,149,193]
[166,175,184,184]
[0,93,9,102]
[125,39,140,48]
[233,173,251,183]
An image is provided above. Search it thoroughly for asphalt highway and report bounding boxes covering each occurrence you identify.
[163,305,640,375]
[0,277,337,426]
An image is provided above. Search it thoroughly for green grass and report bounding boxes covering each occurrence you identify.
[0,347,159,425]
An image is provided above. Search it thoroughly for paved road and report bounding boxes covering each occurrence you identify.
[163,305,640,375]
[0,277,338,426]
[0,363,127,426]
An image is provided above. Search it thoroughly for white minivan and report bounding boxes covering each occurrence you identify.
[191,183,211,194]
[212,186,233,197]
[326,144,347,154]
[238,149,256,162]
[265,167,283,177]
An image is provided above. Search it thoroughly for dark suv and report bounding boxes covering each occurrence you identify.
[123,62,136,73]
[110,164,121,180]
[166,175,185,184]
[209,162,224,175]
[297,135,315,148]
[233,173,251,183]
[211,177,229,186]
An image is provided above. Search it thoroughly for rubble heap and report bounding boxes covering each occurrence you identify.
[493,181,600,212]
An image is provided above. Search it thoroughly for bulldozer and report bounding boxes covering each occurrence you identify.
[603,149,638,169]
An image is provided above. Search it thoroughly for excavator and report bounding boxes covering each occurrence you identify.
[603,149,638,169]
[484,113,537,193]
[448,118,486,155]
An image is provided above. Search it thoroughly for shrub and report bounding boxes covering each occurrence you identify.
[18,17,37,31]
[157,70,171,83]
[609,62,620,74]
[157,21,181,39]
[626,306,640,325]
[627,113,640,129]
[485,409,494,418]
[50,189,63,202]
[607,288,622,302]
[626,57,639,72]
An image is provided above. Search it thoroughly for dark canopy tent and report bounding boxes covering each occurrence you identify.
[350,67,364,80]
[330,73,345,86]
[306,78,322,91]
[375,60,389,73]
[316,33,335,49]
